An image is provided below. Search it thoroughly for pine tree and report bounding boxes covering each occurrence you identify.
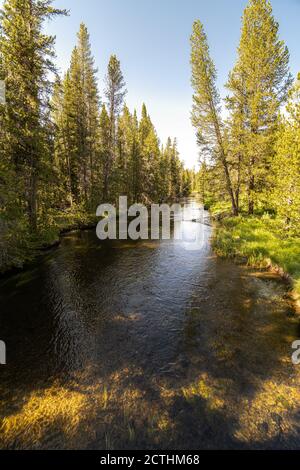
[104,55,126,200]
[170,138,182,199]
[271,75,300,232]
[129,109,141,203]
[182,169,193,197]
[0,0,67,230]
[98,104,111,202]
[77,24,99,205]
[50,76,72,206]
[226,0,292,214]
[114,105,138,200]
[61,50,82,203]
[158,141,172,202]
[225,87,247,213]
[138,104,160,202]
[190,20,238,215]
[53,23,100,207]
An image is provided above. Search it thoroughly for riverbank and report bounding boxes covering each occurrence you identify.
[212,215,300,303]
[0,197,186,276]
[0,209,98,276]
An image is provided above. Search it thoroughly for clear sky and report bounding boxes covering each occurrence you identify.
[9,0,300,167]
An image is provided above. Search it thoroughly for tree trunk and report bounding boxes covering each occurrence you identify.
[28,169,37,232]
[248,177,254,215]
[207,89,239,216]
[221,156,239,216]
[235,153,242,214]
[248,157,255,215]
[103,159,110,201]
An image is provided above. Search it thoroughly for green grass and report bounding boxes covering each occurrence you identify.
[213,215,300,296]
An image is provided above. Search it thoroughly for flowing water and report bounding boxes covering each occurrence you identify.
[0,198,300,450]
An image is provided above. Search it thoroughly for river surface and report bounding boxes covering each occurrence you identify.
[0,198,300,450]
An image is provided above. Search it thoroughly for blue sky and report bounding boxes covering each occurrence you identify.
[6,0,300,167]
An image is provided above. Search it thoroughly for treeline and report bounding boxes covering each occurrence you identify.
[52,23,192,209]
[191,0,299,235]
[0,1,192,272]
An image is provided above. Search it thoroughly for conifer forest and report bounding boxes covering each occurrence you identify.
[0,0,300,455]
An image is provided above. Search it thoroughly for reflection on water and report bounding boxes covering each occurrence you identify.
[0,197,300,449]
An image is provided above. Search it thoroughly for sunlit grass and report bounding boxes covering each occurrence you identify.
[182,373,226,411]
[2,363,300,449]
[0,367,177,450]
[235,380,300,444]
[213,216,300,296]
[0,382,99,449]
[102,386,109,410]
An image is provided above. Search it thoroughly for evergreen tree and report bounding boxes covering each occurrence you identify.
[98,104,111,202]
[104,54,126,200]
[51,76,72,206]
[182,169,193,197]
[115,105,139,201]
[190,20,238,215]
[53,23,99,207]
[158,141,172,202]
[138,104,160,202]
[0,0,66,230]
[271,75,300,232]
[170,138,182,199]
[129,109,141,203]
[226,0,292,214]
[77,24,100,205]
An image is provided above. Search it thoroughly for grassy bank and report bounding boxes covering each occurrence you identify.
[212,214,300,297]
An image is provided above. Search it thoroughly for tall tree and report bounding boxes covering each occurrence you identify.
[170,138,183,199]
[0,0,66,230]
[98,104,111,201]
[77,23,100,205]
[138,103,160,202]
[190,20,238,215]
[53,23,99,207]
[158,140,172,202]
[114,104,137,199]
[104,54,126,200]
[226,0,292,214]
[129,109,140,202]
[50,76,72,206]
[271,75,300,232]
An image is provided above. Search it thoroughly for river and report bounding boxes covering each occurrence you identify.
[0,197,299,449]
